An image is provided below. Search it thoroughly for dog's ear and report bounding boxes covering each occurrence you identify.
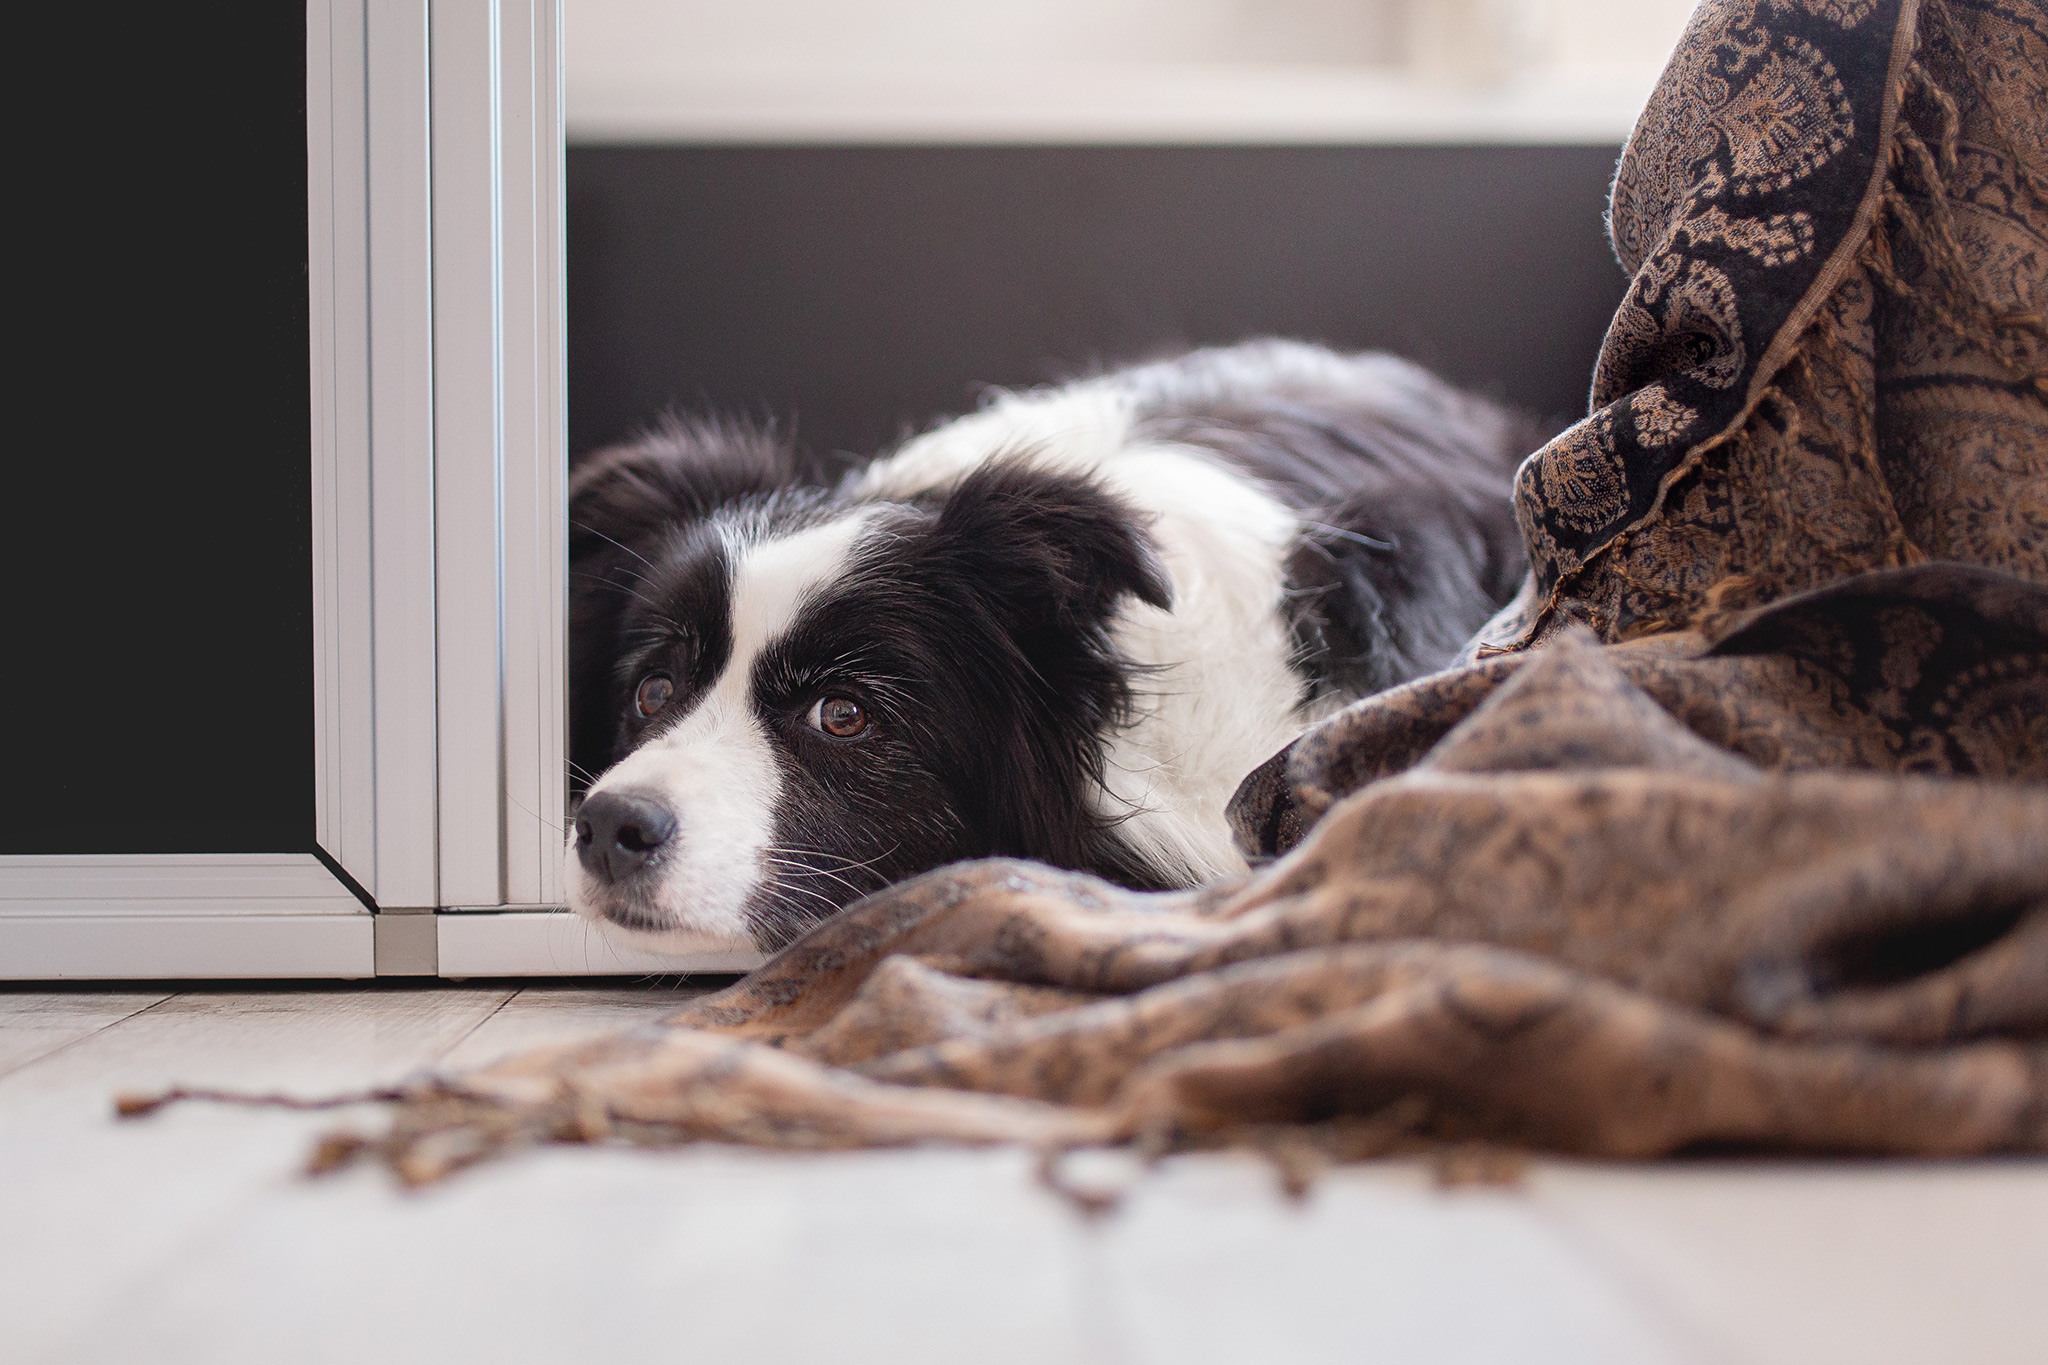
[926,459,1173,630]
[569,417,809,564]
[912,461,1175,879]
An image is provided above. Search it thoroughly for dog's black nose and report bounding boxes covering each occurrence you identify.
[574,790,677,884]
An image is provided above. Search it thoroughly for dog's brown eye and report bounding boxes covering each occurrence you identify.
[634,673,674,718]
[810,696,868,738]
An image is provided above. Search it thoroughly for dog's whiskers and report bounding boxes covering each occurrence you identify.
[757,876,844,915]
[506,791,567,837]
[571,569,671,618]
[572,519,661,573]
[770,843,902,879]
[757,854,877,897]
[758,843,904,903]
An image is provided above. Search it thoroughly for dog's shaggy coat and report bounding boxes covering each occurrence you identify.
[567,341,1537,950]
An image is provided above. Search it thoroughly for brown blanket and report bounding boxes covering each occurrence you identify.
[157,0,2048,1183]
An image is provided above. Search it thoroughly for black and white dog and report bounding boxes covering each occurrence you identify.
[568,340,1535,951]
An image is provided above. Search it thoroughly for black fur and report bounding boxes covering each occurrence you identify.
[1125,348,1539,698]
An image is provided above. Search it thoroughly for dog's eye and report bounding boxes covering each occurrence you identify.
[633,673,674,718]
[809,696,869,739]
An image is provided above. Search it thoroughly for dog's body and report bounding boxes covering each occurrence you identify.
[568,341,1536,951]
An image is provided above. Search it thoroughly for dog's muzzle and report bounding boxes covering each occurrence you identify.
[573,788,677,885]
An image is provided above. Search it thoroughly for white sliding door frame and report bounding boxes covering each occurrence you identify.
[316,0,440,914]
[429,0,570,915]
[0,0,759,981]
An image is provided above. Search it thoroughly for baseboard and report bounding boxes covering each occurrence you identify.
[436,910,764,978]
[0,853,374,980]
[0,856,761,981]
[0,913,375,980]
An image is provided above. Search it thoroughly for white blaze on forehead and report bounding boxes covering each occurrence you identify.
[722,511,876,670]
[566,510,877,949]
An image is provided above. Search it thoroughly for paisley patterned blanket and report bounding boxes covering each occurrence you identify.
[141,0,2048,1181]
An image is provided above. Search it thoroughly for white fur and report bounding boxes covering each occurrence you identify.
[859,368,1330,884]
[566,512,875,947]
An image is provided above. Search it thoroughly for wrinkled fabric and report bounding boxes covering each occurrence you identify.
[1488,0,2046,648]
[160,0,2046,1183]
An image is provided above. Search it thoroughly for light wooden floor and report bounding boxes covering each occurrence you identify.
[4,982,2043,1365]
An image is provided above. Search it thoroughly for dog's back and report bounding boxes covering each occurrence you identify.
[1119,341,1536,695]
[852,339,1535,883]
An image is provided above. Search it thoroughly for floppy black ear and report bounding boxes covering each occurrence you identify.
[927,459,1173,630]
[569,416,814,564]
[913,460,1176,883]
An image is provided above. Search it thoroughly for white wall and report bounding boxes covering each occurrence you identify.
[572,0,1402,71]
[566,0,1700,143]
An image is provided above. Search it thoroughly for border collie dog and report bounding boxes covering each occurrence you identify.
[568,340,1534,951]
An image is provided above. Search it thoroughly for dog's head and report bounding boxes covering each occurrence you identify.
[566,422,1172,951]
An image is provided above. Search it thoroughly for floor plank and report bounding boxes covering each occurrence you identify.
[434,979,715,1070]
[50,1146,1126,1365]
[0,987,171,1078]
[1082,1153,1690,1365]
[1527,1160,2048,1365]
[0,983,515,1362]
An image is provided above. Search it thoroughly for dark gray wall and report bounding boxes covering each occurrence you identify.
[567,144,1629,463]
[6,4,312,855]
